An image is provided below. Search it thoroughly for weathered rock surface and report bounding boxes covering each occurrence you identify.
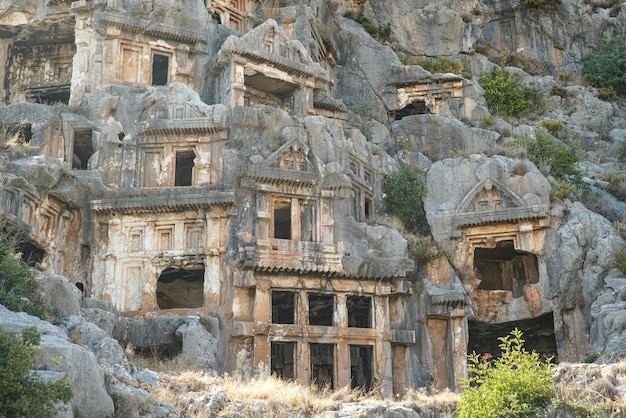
[0,305,115,418]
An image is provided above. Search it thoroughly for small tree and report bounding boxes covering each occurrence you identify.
[383,165,429,234]
[457,329,554,418]
[582,36,626,95]
[0,326,73,417]
[478,69,543,118]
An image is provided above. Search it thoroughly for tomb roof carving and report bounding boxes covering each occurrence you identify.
[439,178,548,228]
[97,12,207,44]
[139,118,228,136]
[217,19,330,82]
[245,139,318,186]
[91,190,235,214]
[388,66,464,87]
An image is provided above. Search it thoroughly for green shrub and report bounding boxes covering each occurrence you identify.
[614,246,626,275]
[605,168,626,200]
[350,101,374,116]
[0,326,73,417]
[549,86,568,98]
[457,329,554,418]
[408,234,450,266]
[618,140,626,162]
[0,227,49,319]
[478,69,543,117]
[383,165,429,234]
[416,57,463,74]
[598,86,618,101]
[517,128,584,187]
[522,0,561,11]
[582,36,626,95]
[358,122,374,142]
[538,119,565,135]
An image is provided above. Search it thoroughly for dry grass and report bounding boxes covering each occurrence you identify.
[144,369,460,417]
[0,125,37,159]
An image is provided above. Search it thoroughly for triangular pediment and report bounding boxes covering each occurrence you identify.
[264,139,313,173]
[457,178,525,213]
[220,19,316,67]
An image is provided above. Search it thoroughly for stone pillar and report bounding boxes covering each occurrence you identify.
[253,280,271,373]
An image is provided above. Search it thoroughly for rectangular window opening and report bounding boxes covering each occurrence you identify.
[350,345,373,391]
[308,293,334,326]
[272,290,296,324]
[152,53,169,86]
[364,198,371,219]
[72,129,94,170]
[347,295,372,328]
[271,341,295,380]
[273,200,291,239]
[175,151,195,186]
[310,343,334,389]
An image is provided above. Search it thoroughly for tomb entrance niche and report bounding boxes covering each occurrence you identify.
[468,312,558,362]
[156,267,205,309]
[394,100,428,120]
[474,240,539,298]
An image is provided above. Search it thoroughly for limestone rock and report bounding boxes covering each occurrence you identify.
[0,305,114,417]
[175,317,219,371]
[37,271,82,321]
[391,115,499,161]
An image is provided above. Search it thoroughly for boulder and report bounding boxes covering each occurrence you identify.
[0,305,114,417]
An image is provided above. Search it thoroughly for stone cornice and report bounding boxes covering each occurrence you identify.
[91,190,235,214]
[98,12,207,44]
[138,119,228,136]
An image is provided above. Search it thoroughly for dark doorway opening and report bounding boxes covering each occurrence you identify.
[156,267,204,309]
[30,89,70,105]
[73,129,93,170]
[310,343,334,389]
[468,312,558,361]
[272,290,296,324]
[347,295,372,328]
[271,341,295,379]
[350,345,374,391]
[474,240,539,298]
[308,293,333,326]
[394,100,428,120]
[152,54,169,86]
[274,201,291,239]
[175,151,195,186]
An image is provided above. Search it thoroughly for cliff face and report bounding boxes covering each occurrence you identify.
[1,0,625,411]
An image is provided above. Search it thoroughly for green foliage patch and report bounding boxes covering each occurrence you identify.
[515,128,585,194]
[0,326,73,417]
[0,227,49,319]
[457,329,554,418]
[478,69,544,118]
[582,36,626,95]
[383,165,429,234]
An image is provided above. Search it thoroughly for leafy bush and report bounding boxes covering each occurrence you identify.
[479,69,543,117]
[618,140,626,162]
[383,165,429,234]
[457,329,554,418]
[0,326,73,417]
[549,86,568,98]
[522,0,561,11]
[516,128,585,190]
[408,235,449,266]
[0,227,49,319]
[538,119,565,135]
[614,245,626,276]
[582,36,626,95]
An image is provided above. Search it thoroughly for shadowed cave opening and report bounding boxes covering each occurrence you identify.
[156,267,204,309]
[152,53,169,86]
[274,200,291,239]
[72,129,94,170]
[468,312,558,362]
[474,240,539,298]
[174,150,195,186]
[16,239,45,268]
[394,100,428,120]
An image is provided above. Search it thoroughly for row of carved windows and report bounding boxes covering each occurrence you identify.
[271,290,372,328]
